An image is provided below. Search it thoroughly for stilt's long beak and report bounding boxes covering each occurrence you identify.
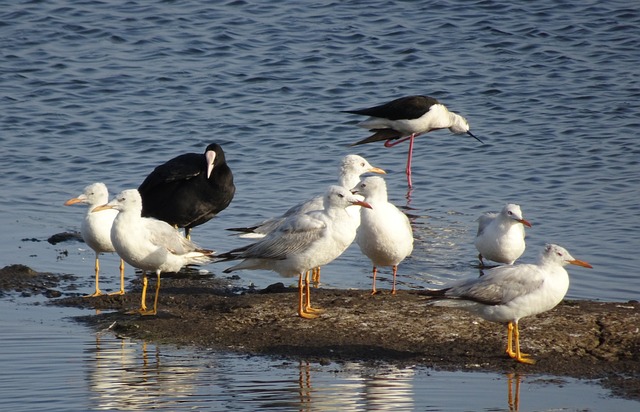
[467,131,484,144]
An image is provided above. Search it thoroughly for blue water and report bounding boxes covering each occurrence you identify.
[1,0,639,409]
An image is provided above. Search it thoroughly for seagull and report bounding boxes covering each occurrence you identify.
[344,95,482,187]
[425,244,592,364]
[475,204,532,267]
[352,176,413,294]
[225,154,384,285]
[218,185,372,319]
[93,189,214,315]
[64,182,125,297]
[138,143,235,239]
[226,154,385,238]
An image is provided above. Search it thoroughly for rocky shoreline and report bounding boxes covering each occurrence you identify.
[1,263,639,400]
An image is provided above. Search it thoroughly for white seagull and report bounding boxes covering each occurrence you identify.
[218,185,372,319]
[226,154,384,284]
[426,244,592,364]
[227,154,385,238]
[64,182,125,297]
[93,189,214,315]
[352,176,414,294]
[475,203,532,267]
[344,95,482,187]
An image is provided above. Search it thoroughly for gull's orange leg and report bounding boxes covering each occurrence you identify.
[304,270,323,314]
[506,322,516,358]
[108,259,126,296]
[297,273,317,319]
[84,255,104,297]
[311,267,321,286]
[139,273,148,312]
[139,271,160,316]
[371,266,378,295]
[513,322,535,364]
[391,265,398,295]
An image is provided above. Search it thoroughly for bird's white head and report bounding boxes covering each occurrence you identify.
[449,113,483,143]
[340,154,386,176]
[502,203,532,227]
[351,176,387,201]
[92,189,142,214]
[324,185,372,210]
[448,113,471,134]
[540,244,593,268]
[64,182,109,207]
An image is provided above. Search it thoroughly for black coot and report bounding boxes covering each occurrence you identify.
[138,143,235,238]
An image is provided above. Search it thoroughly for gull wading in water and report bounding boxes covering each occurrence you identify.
[475,203,532,267]
[344,95,482,187]
[64,182,125,297]
[93,189,214,315]
[352,176,414,294]
[138,143,235,240]
[218,185,372,319]
[226,154,385,284]
[425,244,592,364]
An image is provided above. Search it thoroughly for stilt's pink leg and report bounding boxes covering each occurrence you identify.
[406,134,415,188]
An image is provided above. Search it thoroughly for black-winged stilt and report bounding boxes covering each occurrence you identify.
[344,95,482,187]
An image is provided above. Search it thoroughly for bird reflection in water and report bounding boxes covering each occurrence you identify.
[298,361,312,408]
[88,327,200,410]
[295,361,415,410]
[507,372,522,412]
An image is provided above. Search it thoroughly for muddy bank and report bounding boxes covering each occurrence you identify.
[1,264,639,400]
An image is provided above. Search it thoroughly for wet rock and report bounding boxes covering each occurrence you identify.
[47,231,83,245]
[4,265,639,400]
[0,264,77,297]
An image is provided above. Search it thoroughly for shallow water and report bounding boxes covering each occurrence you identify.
[1,0,639,409]
[1,299,637,412]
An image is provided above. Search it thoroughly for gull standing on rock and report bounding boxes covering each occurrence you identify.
[344,95,482,187]
[425,244,592,364]
[352,176,413,294]
[225,154,384,285]
[218,185,372,319]
[475,203,532,267]
[93,189,214,315]
[64,182,125,297]
[138,143,235,240]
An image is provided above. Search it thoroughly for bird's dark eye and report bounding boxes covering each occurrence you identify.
[338,193,344,198]
[362,184,367,188]
[507,211,513,216]
[557,252,563,257]
[360,162,365,167]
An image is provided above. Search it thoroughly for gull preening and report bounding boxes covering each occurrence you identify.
[218,185,372,319]
[344,95,482,187]
[64,182,125,297]
[352,176,414,294]
[138,143,235,239]
[426,244,592,364]
[94,189,214,315]
[475,203,532,267]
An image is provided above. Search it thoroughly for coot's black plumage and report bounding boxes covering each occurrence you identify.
[138,143,235,238]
